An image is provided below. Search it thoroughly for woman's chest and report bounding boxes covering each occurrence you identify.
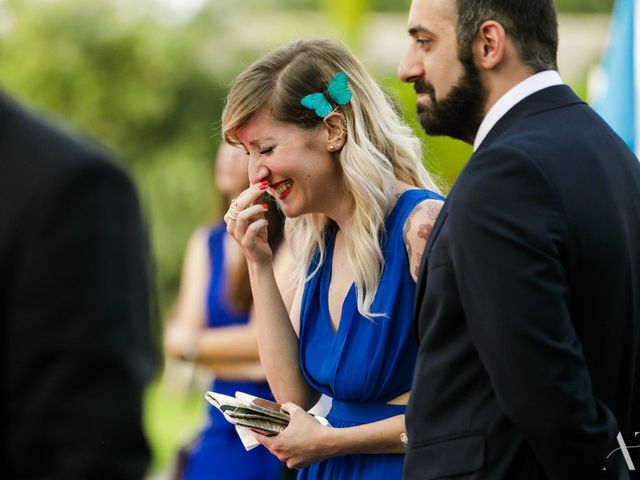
[327,241,354,333]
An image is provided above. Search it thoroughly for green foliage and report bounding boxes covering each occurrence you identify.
[135,153,216,314]
[321,0,368,47]
[367,0,414,11]
[0,0,229,314]
[555,0,614,13]
[2,0,221,163]
[144,377,206,474]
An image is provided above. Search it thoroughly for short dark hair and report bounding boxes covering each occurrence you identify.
[455,0,558,72]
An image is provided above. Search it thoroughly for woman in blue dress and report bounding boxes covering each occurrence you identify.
[164,143,291,479]
[220,39,444,479]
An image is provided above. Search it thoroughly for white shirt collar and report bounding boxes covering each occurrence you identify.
[473,70,563,151]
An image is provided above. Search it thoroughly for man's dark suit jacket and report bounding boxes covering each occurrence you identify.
[404,85,640,480]
[0,94,154,479]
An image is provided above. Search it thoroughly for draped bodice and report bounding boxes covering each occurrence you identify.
[299,190,444,404]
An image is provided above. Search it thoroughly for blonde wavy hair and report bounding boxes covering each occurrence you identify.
[222,39,439,318]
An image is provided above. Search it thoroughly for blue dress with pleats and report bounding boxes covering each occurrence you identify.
[298,190,444,479]
[184,223,282,480]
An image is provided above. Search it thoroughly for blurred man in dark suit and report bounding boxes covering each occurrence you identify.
[0,92,154,479]
[398,0,640,478]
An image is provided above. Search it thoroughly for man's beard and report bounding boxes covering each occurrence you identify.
[415,56,488,144]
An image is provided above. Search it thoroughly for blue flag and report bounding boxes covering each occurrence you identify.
[590,0,639,156]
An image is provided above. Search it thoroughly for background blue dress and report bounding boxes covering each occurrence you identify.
[298,190,444,480]
[184,223,282,480]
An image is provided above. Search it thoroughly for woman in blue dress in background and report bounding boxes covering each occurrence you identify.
[221,39,445,479]
[164,143,291,479]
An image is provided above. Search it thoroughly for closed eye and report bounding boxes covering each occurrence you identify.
[260,146,275,155]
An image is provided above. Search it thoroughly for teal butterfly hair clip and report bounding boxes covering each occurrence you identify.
[300,71,352,119]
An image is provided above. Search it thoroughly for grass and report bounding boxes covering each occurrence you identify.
[144,367,209,476]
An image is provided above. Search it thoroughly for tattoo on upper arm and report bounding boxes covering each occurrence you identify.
[414,252,423,278]
[404,200,443,278]
[426,202,442,219]
[420,202,443,242]
[417,223,432,240]
[403,205,422,262]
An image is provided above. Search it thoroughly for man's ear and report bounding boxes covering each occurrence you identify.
[322,112,346,152]
[474,20,507,70]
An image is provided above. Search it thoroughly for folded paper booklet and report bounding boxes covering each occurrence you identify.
[205,391,290,435]
[205,391,331,450]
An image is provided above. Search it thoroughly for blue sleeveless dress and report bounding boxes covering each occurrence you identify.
[298,190,444,480]
[184,223,282,480]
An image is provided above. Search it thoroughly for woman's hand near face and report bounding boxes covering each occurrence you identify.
[225,181,272,265]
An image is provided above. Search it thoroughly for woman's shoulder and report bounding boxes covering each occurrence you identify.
[186,222,225,256]
[390,186,444,223]
[400,191,444,244]
[398,186,445,204]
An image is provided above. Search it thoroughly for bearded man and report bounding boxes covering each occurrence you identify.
[398,1,640,478]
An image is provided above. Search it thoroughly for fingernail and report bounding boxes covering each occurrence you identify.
[259,184,268,190]
[260,180,269,186]
[262,204,269,210]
